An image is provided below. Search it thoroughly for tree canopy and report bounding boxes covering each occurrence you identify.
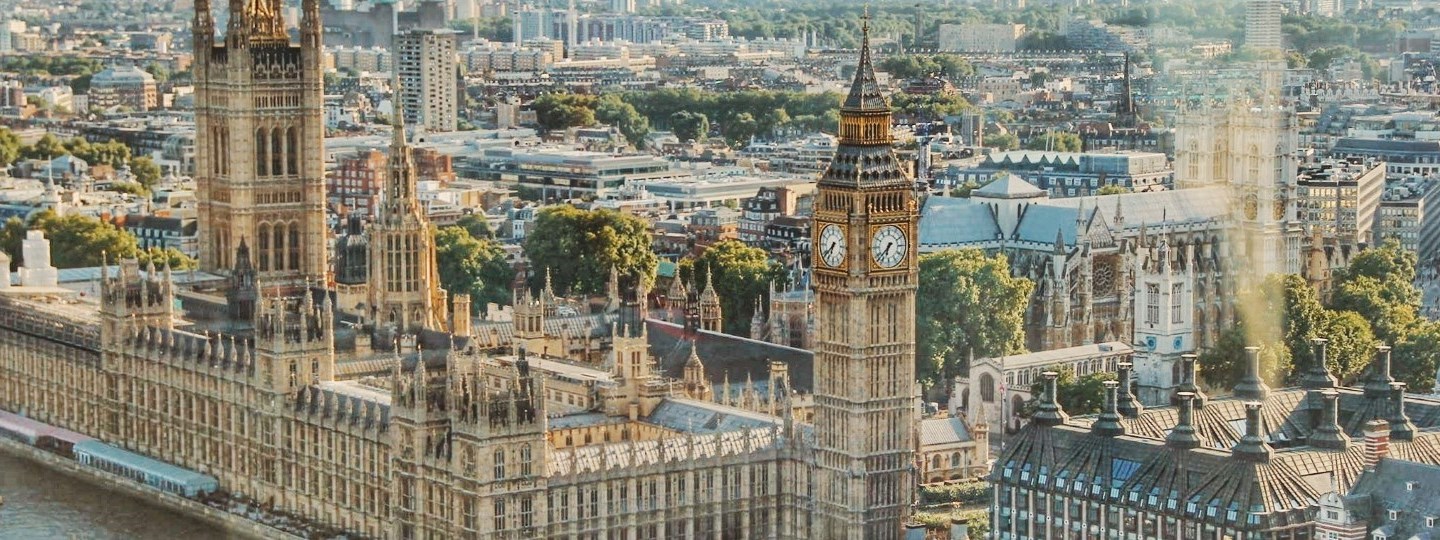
[435,225,514,312]
[1024,132,1083,152]
[678,240,789,336]
[1,211,141,269]
[916,249,1033,387]
[522,207,657,296]
[532,93,597,132]
[1025,366,1115,417]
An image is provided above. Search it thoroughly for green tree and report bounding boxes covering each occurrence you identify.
[917,249,1034,386]
[522,207,658,296]
[595,94,651,148]
[1393,322,1440,393]
[1026,366,1115,416]
[1024,132,1082,152]
[130,156,162,189]
[1095,185,1130,195]
[532,93,597,131]
[1329,274,1419,345]
[1,210,141,269]
[138,247,196,270]
[1198,324,1292,391]
[1315,310,1378,384]
[69,138,131,168]
[983,133,1018,150]
[0,128,20,167]
[454,214,493,240]
[678,240,787,336]
[670,111,709,142]
[22,133,67,160]
[721,112,760,146]
[435,225,514,310]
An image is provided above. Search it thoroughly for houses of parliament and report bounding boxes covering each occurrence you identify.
[0,2,922,540]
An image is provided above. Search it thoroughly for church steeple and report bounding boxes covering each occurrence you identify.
[365,70,447,333]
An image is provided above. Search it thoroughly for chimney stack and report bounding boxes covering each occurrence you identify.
[1308,390,1349,450]
[1091,380,1125,437]
[1233,346,1270,401]
[1363,345,1395,399]
[1301,337,1338,390]
[1363,419,1390,471]
[1390,382,1416,441]
[1116,361,1143,417]
[1231,402,1272,463]
[1032,371,1069,427]
[1171,353,1207,409]
[1166,392,1202,450]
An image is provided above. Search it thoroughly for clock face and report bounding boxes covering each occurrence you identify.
[1273,197,1286,221]
[1243,194,1259,221]
[870,225,908,269]
[819,224,846,268]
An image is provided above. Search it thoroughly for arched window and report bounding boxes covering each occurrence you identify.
[255,128,268,176]
[520,444,532,477]
[286,126,298,176]
[930,455,940,470]
[493,449,505,480]
[271,126,284,177]
[272,223,285,274]
[950,452,961,468]
[257,223,271,271]
[289,224,300,270]
[980,373,995,403]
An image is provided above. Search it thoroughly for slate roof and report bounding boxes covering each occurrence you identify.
[919,416,974,447]
[646,397,782,434]
[646,319,813,391]
[917,198,999,247]
[1348,458,1440,538]
[998,376,1440,532]
[1047,187,1229,232]
[1013,205,1081,245]
[972,172,1047,199]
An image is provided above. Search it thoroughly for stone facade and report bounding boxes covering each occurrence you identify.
[0,9,921,540]
[192,0,328,283]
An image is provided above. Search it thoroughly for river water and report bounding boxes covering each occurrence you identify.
[0,449,227,539]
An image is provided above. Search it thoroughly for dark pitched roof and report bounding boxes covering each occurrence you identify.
[646,319,813,391]
[999,382,1440,531]
[1348,458,1440,538]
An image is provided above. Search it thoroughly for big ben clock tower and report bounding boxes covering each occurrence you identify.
[812,14,918,540]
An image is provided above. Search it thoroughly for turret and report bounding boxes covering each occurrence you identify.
[1231,402,1272,463]
[1300,337,1337,390]
[1090,381,1125,437]
[1363,345,1395,400]
[698,266,722,333]
[1233,346,1270,401]
[1166,392,1202,450]
[1309,390,1349,450]
[1170,354,1207,408]
[1032,371,1068,427]
[1116,361,1143,417]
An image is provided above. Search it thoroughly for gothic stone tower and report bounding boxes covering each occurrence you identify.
[366,111,447,333]
[811,16,918,540]
[193,0,327,283]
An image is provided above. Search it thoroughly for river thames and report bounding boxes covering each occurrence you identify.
[0,450,225,539]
